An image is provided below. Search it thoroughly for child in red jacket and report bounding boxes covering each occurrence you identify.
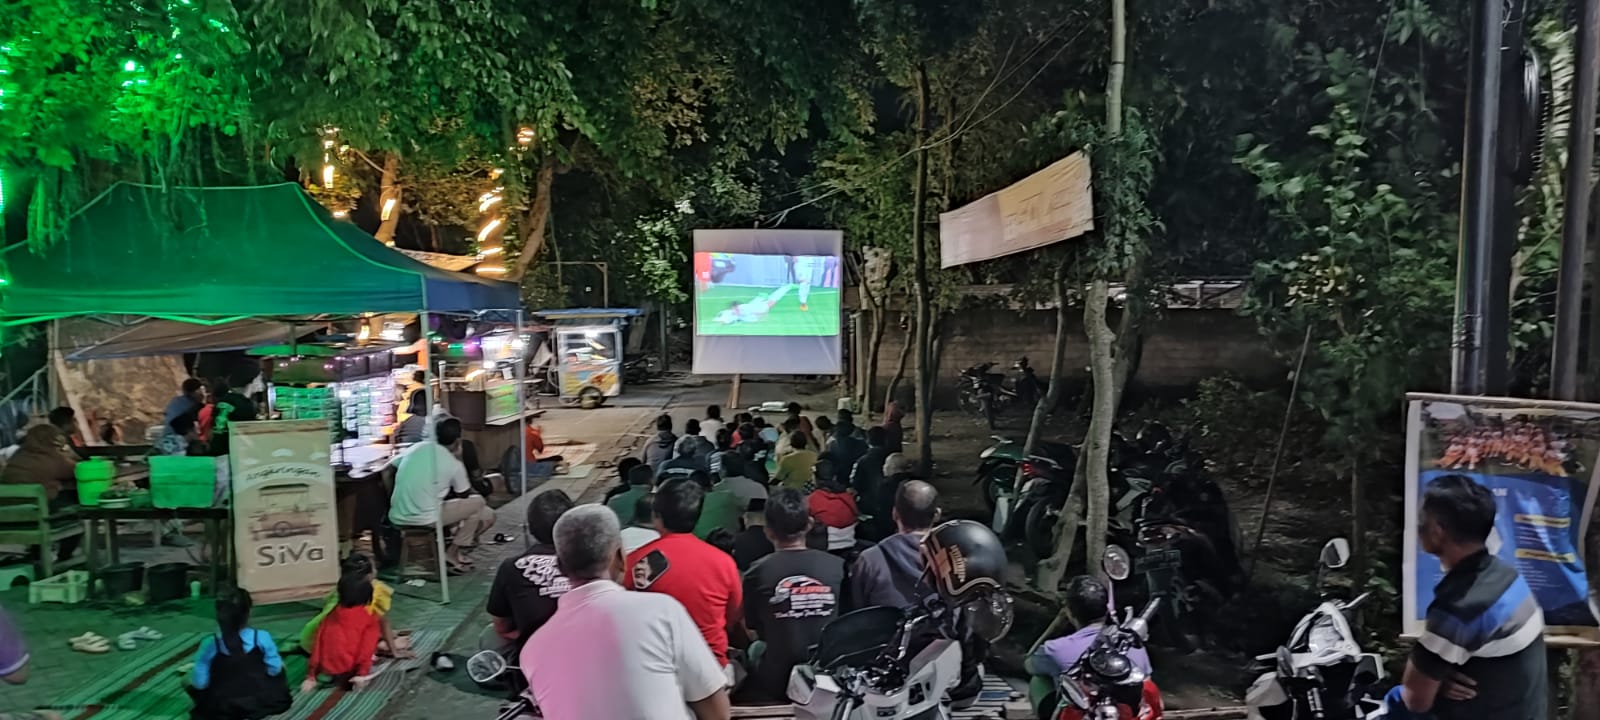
[302,573,381,692]
[807,459,860,551]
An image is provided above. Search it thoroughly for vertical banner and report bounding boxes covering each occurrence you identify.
[230,419,339,604]
[1404,394,1600,639]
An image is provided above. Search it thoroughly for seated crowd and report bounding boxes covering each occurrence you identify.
[504,404,946,719]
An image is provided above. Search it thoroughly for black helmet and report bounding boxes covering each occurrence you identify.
[1136,421,1174,454]
[920,519,1007,604]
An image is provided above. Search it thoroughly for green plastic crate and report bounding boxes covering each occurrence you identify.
[149,456,218,508]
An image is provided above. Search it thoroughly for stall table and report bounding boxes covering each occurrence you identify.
[81,505,232,597]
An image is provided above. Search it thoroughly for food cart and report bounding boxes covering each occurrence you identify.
[532,309,642,409]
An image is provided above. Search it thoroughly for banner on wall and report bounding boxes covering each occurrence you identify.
[938,151,1093,268]
[230,419,340,604]
[1403,394,1600,640]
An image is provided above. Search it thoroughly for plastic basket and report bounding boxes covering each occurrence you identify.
[29,570,89,605]
[149,456,219,508]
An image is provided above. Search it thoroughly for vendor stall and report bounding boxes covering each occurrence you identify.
[0,182,525,602]
[531,309,642,409]
[249,342,411,478]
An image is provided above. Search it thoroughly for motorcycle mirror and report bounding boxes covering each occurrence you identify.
[1320,538,1351,569]
[1102,544,1133,581]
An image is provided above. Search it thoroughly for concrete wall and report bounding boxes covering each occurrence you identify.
[857,306,1281,408]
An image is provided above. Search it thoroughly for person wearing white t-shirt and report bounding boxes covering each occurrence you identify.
[522,504,731,720]
[388,416,495,571]
[700,405,725,443]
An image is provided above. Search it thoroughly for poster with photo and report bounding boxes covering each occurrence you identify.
[1403,394,1600,639]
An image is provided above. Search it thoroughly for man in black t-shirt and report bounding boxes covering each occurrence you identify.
[740,489,845,701]
[732,500,774,571]
[488,489,576,654]
[1390,475,1547,720]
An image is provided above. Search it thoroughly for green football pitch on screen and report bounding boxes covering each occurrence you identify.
[695,284,841,337]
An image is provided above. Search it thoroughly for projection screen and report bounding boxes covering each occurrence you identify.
[691,229,843,375]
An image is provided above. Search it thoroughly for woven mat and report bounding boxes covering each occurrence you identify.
[727,674,1015,719]
[46,629,449,720]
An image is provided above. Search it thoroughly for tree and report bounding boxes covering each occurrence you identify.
[0,0,255,247]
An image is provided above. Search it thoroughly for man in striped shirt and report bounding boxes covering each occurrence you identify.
[1391,474,1547,719]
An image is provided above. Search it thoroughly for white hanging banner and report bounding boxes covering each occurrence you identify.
[230,419,340,604]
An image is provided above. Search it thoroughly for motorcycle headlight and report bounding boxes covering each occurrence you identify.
[1056,675,1091,710]
[1306,615,1342,655]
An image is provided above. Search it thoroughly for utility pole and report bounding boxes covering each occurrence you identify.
[1553,0,1600,400]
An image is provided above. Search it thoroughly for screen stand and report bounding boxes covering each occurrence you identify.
[727,374,742,411]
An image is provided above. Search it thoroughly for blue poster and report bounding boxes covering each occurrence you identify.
[1404,396,1600,638]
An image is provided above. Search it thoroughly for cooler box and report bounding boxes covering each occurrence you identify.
[149,456,220,508]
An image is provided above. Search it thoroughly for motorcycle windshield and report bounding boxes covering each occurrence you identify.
[813,606,904,670]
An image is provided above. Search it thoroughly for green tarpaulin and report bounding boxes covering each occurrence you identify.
[0,182,519,322]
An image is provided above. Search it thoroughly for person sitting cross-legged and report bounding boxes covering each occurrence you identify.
[737,489,845,703]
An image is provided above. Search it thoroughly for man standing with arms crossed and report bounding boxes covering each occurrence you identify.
[1388,474,1547,719]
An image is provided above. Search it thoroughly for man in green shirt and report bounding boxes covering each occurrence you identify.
[772,432,818,490]
[690,470,742,540]
[606,464,655,526]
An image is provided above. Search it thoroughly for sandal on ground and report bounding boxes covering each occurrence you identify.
[116,633,138,651]
[69,633,111,654]
[129,626,163,641]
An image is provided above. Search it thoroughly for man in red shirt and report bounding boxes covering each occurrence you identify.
[626,478,745,682]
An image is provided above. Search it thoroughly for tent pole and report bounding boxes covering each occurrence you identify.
[421,312,434,421]
[516,309,528,501]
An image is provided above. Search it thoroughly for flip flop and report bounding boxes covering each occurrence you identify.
[130,626,164,641]
[69,633,111,654]
[116,633,138,651]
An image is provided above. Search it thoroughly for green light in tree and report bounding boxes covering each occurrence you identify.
[123,60,137,71]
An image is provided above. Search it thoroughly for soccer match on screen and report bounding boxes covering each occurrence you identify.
[693,252,841,336]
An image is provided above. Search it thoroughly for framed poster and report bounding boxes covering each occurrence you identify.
[1403,394,1600,640]
[230,419,340,604]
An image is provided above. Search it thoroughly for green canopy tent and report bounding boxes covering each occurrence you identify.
[0,182,519,321]
[0,186,532,582]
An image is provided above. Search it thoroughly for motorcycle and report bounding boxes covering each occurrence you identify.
[977,435,1075,536]
[788,604,963,720]
[958,358,1044,428]
[789,591,1011,720]
[1053,547,1164,720]
[1245,538,1385,720]
[622,353,659,385]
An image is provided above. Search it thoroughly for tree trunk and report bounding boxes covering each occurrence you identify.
[1349,461,1367,623]
[886,319,914,411]
[510,156,557,282]
[1024,266,1072,455]
[865,305,886,421]
[373,154,402,245]
[1081,279,1115,582]
[1111,260,1146,410]
[910,63,936,476]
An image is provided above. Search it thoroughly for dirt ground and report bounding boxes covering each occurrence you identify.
[774,378,1393,711]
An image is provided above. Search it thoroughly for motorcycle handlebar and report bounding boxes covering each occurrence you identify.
[1137,597,1162,626]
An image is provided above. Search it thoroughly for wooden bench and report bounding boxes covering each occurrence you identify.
[0,484,85,577]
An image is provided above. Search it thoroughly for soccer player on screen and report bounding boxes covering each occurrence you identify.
[793,255,822,311]
[715,284,794,325]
